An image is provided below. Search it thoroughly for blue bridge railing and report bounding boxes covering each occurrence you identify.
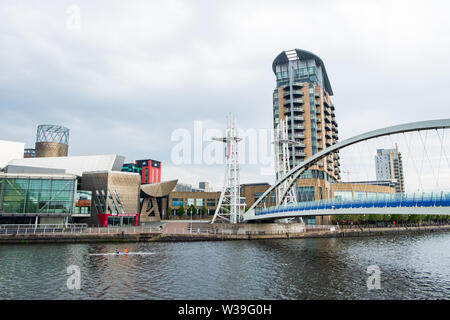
[254,192,450,216]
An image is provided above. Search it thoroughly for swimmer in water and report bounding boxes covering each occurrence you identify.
[124,248,129,254]
[115,249,119,254]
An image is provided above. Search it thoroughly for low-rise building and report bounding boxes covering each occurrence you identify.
[81,171,141,227]
[0,172,77,225]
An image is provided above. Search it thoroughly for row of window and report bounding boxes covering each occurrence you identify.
[254,192,277,204]
[171,198,217,207]
[275,67,317,80]
[0,178,76,214]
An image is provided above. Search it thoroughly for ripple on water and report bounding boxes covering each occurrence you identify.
[0,232,449,299]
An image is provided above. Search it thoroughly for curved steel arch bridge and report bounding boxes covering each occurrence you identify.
[243,119,450,222]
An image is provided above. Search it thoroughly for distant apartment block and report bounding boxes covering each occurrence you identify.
[375,145,404,193]
[199,181,212,191]
[24,148,36,158]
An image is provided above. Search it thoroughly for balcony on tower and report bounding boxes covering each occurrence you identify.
[283,90,304,98]
[284,107,304,115]
[282,82,304,90]
[284,98,304,106]
[290,124,305,130]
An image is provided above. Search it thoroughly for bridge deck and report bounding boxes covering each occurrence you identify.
[245,193,450,221]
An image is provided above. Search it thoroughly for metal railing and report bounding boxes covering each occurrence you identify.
[0,224,162,235]
[255,192,450,216]
[84,226,162,234]
[0,223,88,235]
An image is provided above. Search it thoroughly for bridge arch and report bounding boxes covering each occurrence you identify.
[244,119,450,220]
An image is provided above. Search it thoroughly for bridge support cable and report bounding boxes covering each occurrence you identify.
[436,129,450,189]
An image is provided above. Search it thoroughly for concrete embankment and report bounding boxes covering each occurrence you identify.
[0,224,449,244]
[0,232,163,244]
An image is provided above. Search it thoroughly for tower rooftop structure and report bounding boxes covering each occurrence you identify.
[272,49,334,96]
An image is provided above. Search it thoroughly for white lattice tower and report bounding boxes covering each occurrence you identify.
[211,113,245,224]
[274,119,298,205]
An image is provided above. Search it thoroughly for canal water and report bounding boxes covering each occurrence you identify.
[0,232,449,300]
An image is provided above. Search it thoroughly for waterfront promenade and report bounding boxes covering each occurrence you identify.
[0,220,449,244]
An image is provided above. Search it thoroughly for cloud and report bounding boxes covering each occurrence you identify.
[0,0,449,191]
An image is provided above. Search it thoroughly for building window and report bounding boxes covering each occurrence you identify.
[297,186,315,202]
[171,198,183,207]
[254,192,268,204]
[207,199,216,207]
[107,216,121,226]
[187,198,195,206]
[196,198,204,206]
[122,216,135,226]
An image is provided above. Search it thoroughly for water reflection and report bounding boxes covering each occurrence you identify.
[0,232,449,299]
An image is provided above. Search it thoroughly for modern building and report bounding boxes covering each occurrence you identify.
[175,183,203,192]
[121,163,141,174]
[0,140,24,169]
[375,145,405,193]
[272,49,340,179]
[122,159,161,185]
[241,183,277,209]
[0,172,77,225]
[136,159,161,184]
[140,179,178,222]
[6,154,125,176]
[169,190,221,216]
[24,148,36,158]
[199,182,212,192]
[138,179,220,221]
[80,171,141,227]
[272,49,341,223]
[35,125,69,158]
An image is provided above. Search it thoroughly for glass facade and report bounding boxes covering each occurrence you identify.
[275,60,323,88]
[0,176,76,215]
[74,190,92,215]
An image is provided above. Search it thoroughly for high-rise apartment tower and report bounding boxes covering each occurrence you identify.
[272,49,340,206]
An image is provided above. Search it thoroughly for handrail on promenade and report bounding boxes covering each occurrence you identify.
[0,223,88,229]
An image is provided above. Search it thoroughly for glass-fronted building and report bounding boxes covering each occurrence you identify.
[0,173,77,217]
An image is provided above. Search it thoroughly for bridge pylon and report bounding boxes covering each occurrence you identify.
[211,113,246,224]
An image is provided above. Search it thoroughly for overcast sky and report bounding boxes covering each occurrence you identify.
[1,0,450,190]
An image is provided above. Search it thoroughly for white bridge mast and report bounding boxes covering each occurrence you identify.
[274,118,298,205]
[211,113,245,224]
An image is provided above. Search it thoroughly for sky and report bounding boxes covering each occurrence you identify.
[1,0,450,190]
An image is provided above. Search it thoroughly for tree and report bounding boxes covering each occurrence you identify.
[188,204,196,215]
[167,207,173,218]
[368,214,377,224]
[177,205,185,217]
[200,206,207,216]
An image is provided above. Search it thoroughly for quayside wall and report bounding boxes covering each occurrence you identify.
[0,224,449,244]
